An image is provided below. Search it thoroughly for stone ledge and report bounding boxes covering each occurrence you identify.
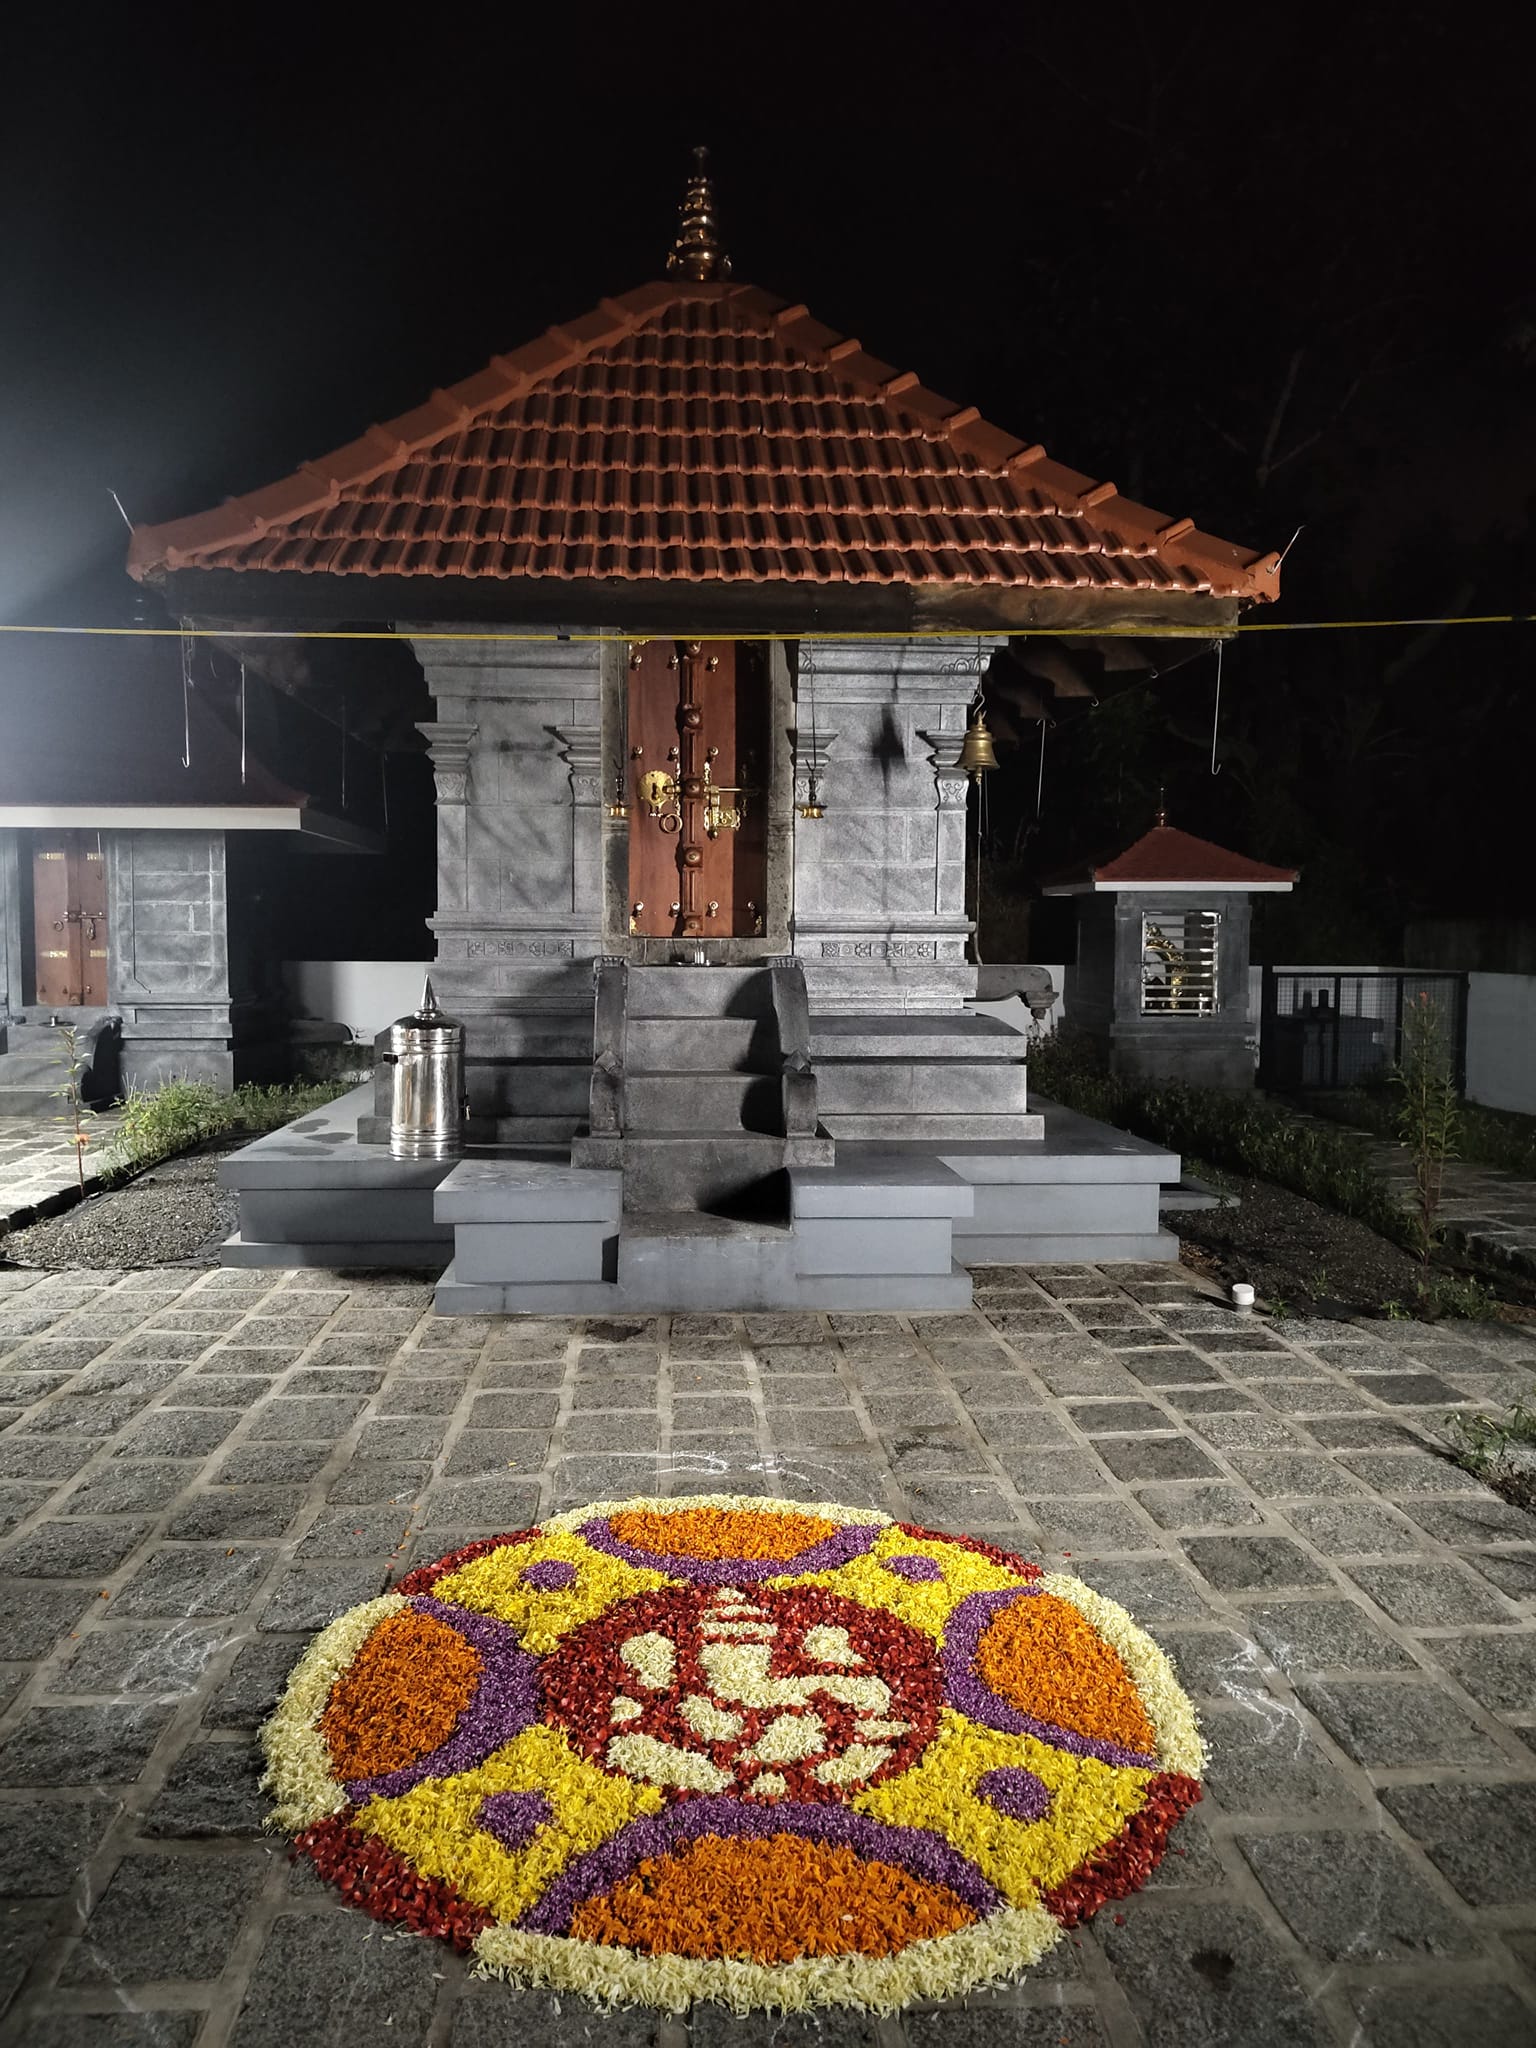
[433,1158,622,1224]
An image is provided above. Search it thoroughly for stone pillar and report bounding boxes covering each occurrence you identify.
[107,831,235,1089]
[790,638,993,1012]
[0,831,20,1040]
[418,721,478,925]
[406,633,604,1125]
[552,722,603,914]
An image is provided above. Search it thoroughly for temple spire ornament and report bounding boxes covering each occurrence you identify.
[667,146,731,281]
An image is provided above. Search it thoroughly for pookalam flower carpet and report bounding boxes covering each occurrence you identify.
[262,1494,1204,2013]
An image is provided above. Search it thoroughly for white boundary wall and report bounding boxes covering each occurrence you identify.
[1465,973,1536,1115]
[1258,964,1536,1112]
[283,961,432,1040]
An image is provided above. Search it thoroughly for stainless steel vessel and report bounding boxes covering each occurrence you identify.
[383,978,466,1160]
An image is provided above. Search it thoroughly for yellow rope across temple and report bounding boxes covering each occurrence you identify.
[0,616,1530,645]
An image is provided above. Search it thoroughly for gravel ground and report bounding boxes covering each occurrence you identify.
[0,1144,239,1269]
[1171,1169,1535,1323]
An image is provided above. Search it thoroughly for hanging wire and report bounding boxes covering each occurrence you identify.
[1035,716,1048,817]
[178,625,193,768]
[971,783,984,967]
[799,639,823,814]
[2,610,1534,644]
[381,748,390,832]
[340,693,349,810]
[1209,640,1225,776]
[238,660,247,786]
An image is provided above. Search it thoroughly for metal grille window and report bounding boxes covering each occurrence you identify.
[1141,908,1220,1015]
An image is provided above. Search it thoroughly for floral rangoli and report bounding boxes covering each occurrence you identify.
[262,1495,1203,2012]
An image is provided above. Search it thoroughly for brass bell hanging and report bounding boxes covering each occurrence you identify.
[956,706,999,778]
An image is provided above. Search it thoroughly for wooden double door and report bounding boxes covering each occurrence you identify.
[625,640,769,941]
[32,833,109,1007]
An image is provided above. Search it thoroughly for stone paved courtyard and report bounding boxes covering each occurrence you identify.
[0,1122,104,1240]
[0,1256,1534,2046]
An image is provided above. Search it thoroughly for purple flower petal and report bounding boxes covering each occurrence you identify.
[883,1554,944,1581]
[976,1766,1052,1822]
[477,1789,552,1851]
[521,1559,577,1592]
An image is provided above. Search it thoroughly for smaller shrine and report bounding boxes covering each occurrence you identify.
[1042,812,1296,1089]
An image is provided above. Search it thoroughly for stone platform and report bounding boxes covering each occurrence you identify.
[217,1086,1183,1313]
[432,1148,975,1314]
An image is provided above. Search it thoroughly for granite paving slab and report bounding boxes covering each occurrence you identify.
[0,1258,1529,2041]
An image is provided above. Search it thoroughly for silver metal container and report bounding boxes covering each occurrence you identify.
[384,978,466,1160]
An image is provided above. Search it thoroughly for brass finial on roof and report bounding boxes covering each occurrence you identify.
[1154,788,1169,828]
[667,146,731,281]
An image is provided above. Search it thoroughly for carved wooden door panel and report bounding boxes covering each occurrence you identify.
[33,838,82,1006]
[31,834,108,1007]
[77,842,109,1005]
[625,640,769,941]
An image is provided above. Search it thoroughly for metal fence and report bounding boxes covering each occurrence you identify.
[1258,969,1469,1092]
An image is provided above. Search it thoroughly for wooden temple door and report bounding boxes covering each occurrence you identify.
[32,834,109,1007]
[625,640,769,941]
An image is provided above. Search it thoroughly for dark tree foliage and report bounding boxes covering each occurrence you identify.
[1,9,1528,965]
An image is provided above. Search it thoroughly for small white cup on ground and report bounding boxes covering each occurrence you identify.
[1231,1282,1255,1311]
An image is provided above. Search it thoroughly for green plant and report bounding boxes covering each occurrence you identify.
[105,1080,229,1178]
[103,1076,353,1182]
[1316,1085,1536,1182]
[51,1025,93,1193]
[1413,1271,1500,1322]
[1444,1399,1536,1513]
[1445,1399,1536,1479]
[1392,991,1461,1261]
[1029,1029,1412,1249]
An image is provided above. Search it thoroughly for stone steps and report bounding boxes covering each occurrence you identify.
[625,1016,769,1069]
[624,1071,780,1133]
[430,1153,974,1314]
[625,965,774,1019]
[571,1129,834,1213]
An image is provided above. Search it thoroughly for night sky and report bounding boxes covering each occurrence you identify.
[3,7,1531,951]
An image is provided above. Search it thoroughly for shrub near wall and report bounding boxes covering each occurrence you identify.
[104,1079,355,1182]
[1028,1034,1412,1249]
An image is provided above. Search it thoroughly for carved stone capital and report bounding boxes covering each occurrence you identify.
[417,721,478,804]
[917,727,973,809]
[789,726,838,810]
[552,723,604,805]
[788,726,839,773]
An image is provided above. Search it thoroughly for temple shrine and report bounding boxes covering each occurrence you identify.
[128,154,1282,1311]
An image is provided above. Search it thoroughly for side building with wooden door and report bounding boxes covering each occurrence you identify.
[0,631,383,1107]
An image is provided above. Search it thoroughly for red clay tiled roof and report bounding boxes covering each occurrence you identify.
[128,282,1281,599]
[1046,823,1298,891]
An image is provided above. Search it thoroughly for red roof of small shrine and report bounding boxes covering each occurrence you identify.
[128,282,1281,601]
[1043,822,1298,893]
